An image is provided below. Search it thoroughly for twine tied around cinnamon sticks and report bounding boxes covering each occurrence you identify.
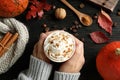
[0,32,19,57]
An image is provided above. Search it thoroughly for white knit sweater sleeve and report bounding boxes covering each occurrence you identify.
[53,71,80,80]
[16,55,80,80]
[17,56,52,80]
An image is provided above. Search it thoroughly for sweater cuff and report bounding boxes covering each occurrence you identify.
[27,55,52,80]
[54,71,80,80]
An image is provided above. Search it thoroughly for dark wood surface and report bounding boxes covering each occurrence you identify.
[0,0,120,80]
[89,0,119,12]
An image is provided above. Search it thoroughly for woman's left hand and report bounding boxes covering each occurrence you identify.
[32,33,50,63]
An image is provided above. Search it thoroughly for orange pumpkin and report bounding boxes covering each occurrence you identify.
[96,41,120,80]
[0,0,28,17]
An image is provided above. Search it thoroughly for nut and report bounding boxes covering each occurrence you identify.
[117,11,120,16]
[55,8,66,20]
[79,3,85,9]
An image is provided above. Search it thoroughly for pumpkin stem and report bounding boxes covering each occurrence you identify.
[115,48,120,55]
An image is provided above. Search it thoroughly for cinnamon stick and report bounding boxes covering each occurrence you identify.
[0,33,19,57]
[0,32,12,52]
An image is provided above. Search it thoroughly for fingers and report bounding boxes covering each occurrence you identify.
[68,39,84,62]
[75,38,85,66]
[73,40,85,65]
[74,36,84,54]
[39,33,47,46]
[76,43,83,54]
[33,43,38,57]
[45,31,51,36]
[70,33,83,47]
[45,30,64,36]
[68,36,84,61]
[74,37,83,46]
[73,42,84,58]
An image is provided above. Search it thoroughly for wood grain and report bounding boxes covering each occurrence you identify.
[89,0,119,12]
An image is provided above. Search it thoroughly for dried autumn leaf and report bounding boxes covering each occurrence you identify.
[44,3,52,11]
[26,5,38,20]
[38,10,44,19]
[26,0,52,20]
[98,10,113,34]
[90,31,109,44]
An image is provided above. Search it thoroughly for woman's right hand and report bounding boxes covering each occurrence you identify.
[59,37,85,73]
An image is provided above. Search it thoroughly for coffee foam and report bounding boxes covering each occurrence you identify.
[44,31,75,62]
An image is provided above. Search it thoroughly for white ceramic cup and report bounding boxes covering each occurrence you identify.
[44,31,75,62]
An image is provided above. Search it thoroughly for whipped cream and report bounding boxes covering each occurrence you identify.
[44,31,75,62]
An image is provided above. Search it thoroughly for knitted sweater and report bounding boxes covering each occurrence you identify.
[16,56,80,80]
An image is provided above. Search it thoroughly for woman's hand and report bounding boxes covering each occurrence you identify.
[32,31,85,70]
[59,37,85,73]
[32,33,50,63]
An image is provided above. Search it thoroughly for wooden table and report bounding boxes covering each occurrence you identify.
[0,0,120,80]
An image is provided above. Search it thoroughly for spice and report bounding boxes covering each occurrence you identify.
[78,24,82,28]
[113,22,117,27]
[74,20,79,25]
[72,28,77,33]
[55,8,66,20]
[62,27,67,31]
[80,38,85,42]
[74,33,79,37]
[45,27,50,32]
[52,5,56,10]
[70,20,82,33]
[71,25,76,29]
[79,3,85,9]
[42,23,47,28]
[93,15,98,19]
[81,17,91,26]
[0,32,12,52]
[117,11,120,16]
[0,32,19,57]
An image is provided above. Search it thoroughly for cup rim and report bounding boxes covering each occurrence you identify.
[43,31,75,62]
